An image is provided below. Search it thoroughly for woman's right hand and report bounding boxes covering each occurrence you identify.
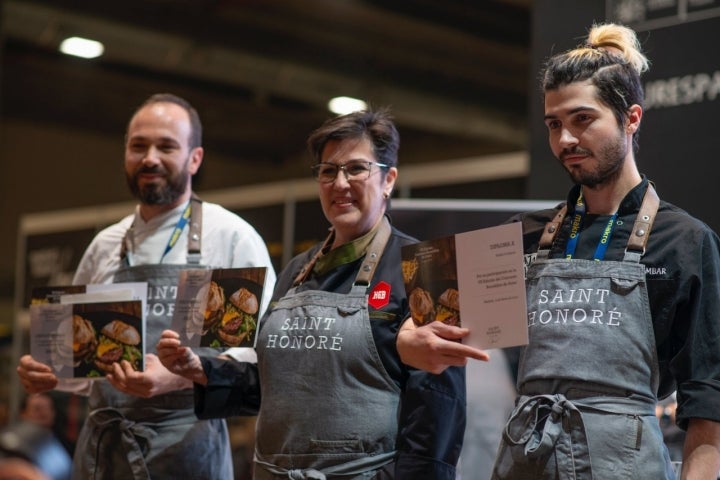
[17,355,58,393]
[156,330,208,385]
[397,317,490,374]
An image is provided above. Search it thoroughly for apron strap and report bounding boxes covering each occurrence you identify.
[119,195,204,266]
[353,216,392,287]
[537,183,660,263]
[254,459,327,480]
[538,205,567,252]
[255,450,396,479]
[291,216,392,288]
[292,228,336,287]
[503,394,592,480]
[84,408,156,480]
[623,184,659,262]
[187,194,203,265]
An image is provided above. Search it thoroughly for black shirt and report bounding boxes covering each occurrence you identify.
[509,177,720,429]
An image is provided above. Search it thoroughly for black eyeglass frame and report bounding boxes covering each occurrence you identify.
[310,161,389,183]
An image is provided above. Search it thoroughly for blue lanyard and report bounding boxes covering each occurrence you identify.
[160,201,192,263]
[564,194,618,261]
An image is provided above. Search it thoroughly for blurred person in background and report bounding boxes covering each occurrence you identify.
[0,420,71,480]
[18,394,55,431]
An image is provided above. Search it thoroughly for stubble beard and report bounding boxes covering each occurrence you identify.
[562,129,627,189]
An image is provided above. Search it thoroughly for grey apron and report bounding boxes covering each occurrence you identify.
[73,198,233,480]
[254,218,399,480]
[493,186,675,480]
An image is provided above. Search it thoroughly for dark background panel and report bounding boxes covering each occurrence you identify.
[22,228,100,306]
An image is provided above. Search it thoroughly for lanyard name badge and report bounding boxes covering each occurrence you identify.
[564,194,618,261]
[161,201,192,262]
[124,201,192,266]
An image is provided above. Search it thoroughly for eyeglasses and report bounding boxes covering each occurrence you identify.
[311,161,388,183]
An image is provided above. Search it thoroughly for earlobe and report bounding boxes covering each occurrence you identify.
[626,104,642,133]
[189,147,204,174]
[385,167,398,188]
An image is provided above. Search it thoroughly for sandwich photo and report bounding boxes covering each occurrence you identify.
[72,314,98,366]
[94,319,142,373]
[435,288,460,326]
[217,287,258,347]
[203,281,225,333]
[409,287,436,325]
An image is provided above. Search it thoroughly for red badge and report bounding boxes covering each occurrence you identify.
[368,281,391,309]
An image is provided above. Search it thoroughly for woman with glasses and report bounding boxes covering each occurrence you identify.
[158,108,476,479]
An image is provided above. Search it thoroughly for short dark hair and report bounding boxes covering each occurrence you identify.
[540,23,649,152]
[307,108,400,169]
[131,93,203,149]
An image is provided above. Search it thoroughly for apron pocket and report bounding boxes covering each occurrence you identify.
[337,306,362,317]
[611,277,642,295]
[583,411,643,477]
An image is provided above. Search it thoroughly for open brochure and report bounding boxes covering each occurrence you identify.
[29,283,147,378]
[401,222,528,349]
[171,267,267,350]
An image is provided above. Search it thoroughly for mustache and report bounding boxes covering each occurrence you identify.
[134,165,167,175]
[559,147,592,161]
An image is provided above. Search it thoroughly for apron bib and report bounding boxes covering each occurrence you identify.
[73,199,233,480]
[493,186,675,480]
[254,218,399,480]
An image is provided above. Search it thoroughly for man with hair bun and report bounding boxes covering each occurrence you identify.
[397,23,720,478]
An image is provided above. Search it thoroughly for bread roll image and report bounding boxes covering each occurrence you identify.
[94,320,141,373]
[202,281,226,332]
[229,287,258,315]
[409,288,436,325]
[216,287,259,347]
[436,288,460,326]
[73,314,98,365]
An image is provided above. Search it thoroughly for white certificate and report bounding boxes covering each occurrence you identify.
[455,222,528,349]
[402,222,528,350]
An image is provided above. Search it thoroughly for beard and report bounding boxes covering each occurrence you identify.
[560,129,627,188]
[126,161,190,205]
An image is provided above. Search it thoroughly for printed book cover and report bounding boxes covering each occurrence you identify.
[401,223,528,349]
[29,283,147,378]
[172,267,267,350]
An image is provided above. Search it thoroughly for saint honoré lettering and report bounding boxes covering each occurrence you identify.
[146,285,178,317]
[528,287,622,327]
[148,285,178,300]
[265,315,343,351]
[538,288,610,304]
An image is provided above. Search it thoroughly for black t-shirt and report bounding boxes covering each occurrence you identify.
[508,177,720,429]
